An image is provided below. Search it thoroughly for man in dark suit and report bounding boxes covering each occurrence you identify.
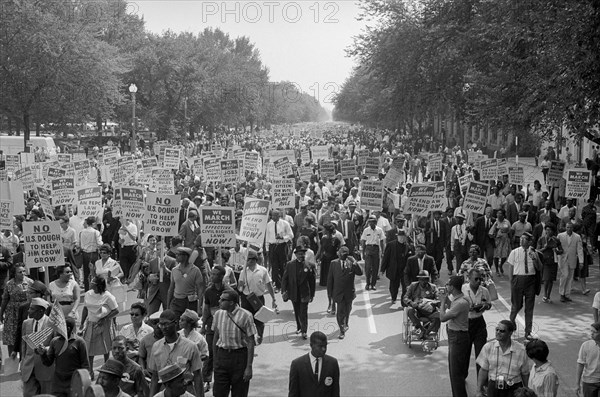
[385,214,406,243]
[473,206,495,266]
[380,230,411,306]
[536,201,559,226]
[425,211,448,274]
[327,246,363,339]
[289,331,340,397]
[179,208,201,248]
[441,207,456,275]
[21,298,54,396]
[405,244,437,284]
[336,211,359,255]
[282,247,317,340]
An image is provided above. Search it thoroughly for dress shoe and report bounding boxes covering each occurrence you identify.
[560,295,567,302]
[371,285,376,291]
[302,333,307,340]
[295,329,302,334]
[564,296,573,302]
[339,333,345,339]
[204,382,211,393]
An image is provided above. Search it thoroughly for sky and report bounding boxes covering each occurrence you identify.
[133,0,369,112]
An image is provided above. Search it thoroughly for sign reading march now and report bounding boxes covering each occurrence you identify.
[120,187,145,220]
[239,198,270,247]
[565,169,592,199]
[463,181,490,214]
[200,207,236,248]
[144,193,180,236]
[23,221,64,269]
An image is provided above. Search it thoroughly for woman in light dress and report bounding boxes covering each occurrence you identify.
[178,309,209,361]
[489,209,512,276]
[94,243,126,310]
[48,265,80,320]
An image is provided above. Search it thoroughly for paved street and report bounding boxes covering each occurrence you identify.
[1,157,596,397]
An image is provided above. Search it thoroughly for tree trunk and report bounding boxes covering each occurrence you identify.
[35,121,41,137]
[96,115,102,132]
[23,113,31,152]
[8,117,13,136]
[15,117,21,136]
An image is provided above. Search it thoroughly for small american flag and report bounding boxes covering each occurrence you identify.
[49,301,69,354]
[23,326,53,350]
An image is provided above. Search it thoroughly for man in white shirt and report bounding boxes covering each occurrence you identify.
[265,210,294,292]
[360,215,385,290]
[451,213,469,268]
[557,223,584,302]
[119,218,139,280]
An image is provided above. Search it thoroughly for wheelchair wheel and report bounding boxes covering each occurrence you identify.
[402,310,412,347]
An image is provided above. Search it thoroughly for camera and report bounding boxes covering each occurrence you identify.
[496,375,505,389]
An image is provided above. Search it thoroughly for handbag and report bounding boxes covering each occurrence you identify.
[487,281,499,301]
[245,292,263,312]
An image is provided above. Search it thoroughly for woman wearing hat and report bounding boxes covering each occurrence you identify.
[178,309,209,361]
[0,264,33,358]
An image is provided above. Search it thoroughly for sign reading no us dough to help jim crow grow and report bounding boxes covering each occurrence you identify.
[463,181,490,215]
[239,198,271,247]
[565,169,592,199]
[144,192,180,236]
[23,221,64,269]
[200,207,236,248]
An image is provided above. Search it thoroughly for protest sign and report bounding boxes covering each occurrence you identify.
[76,186,103,220]
[120,187,145,220]
[361,180,384,211]
[480,159,498,180]
[364,157,380,177]
[112,188,122,217]
[404,184,436,216]
[311,145,330,160]
[51,177,75,206]
[430,181,447,212]
[547,161,566,186]
[244,152,260,173]
[0,200,13,230]
[103,146,119,161]
[463,181,490,214]
[383,157,405,189]
[508,167,524,185]
[73,160,91,186]
[0,181,25,215]
[268,149,296,161]
[72,150,86,161]
[220,159,241,184]
[497,158,508,176]
[319,160,336,180]
[239,198,271,247]
[23,221,64,269]
[298,166,314,182]
[36,187,53,219]
[204,158,221,184]
[151,169,175,194]
[428,153,443,173]
[138,157,158,185]
[271,178,296,209]
[565,169,592,199]
[47,166,67,179]
[163,147,182,170]
[57,153,72,164]
[300,149,311,164]
[357,149,370,166]
[191,157,204,174]
[340,159,356,179]
[144,192,180,236]
[200,207,236,248]
[273,157,293,177]
[14,167,34,191]
[458,173,474,191]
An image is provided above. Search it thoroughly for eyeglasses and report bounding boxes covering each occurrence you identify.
[495,328,507,333]
[130,313,142,317]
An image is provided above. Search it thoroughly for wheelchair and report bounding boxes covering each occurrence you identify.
[403,308,440,352]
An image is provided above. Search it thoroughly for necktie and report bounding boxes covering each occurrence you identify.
[342,221,346,238]
[458,225,462,242]
[486,218,489,229]
[274,221,278,239]
[34,321,38,332]
[436,221,439,238]
[314,357,319,381]
[524,249,529,274]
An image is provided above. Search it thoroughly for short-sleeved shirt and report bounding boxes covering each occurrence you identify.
[238,265,271,296]
[203,284,226,331]
[360,226,385,245]
[461,284,491,319]
[507,247,536,275]
[476,340,530,384]
[212,306,257,349]
[179,329,209,359]
[83,290,118,322]
[137,333,159,364]
[592,292,600,310]
[148,335,203,377]
[119,323,154,351]
[171,264,203,299]
[578,340,600,383]
[445,294,470,331]
[528,362,559,397]
[487,194,507,210]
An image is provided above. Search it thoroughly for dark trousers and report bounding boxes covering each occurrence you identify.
[119,245,137,279]
[407,308,441,334]
[583,382,600,397]
[240,293,265,339]
[481,245,494,270]
[468,316,487,375]
[509,275,536,335]
[447,328,470,397]
[146,283,170,316]
[446,244,454,271]
[268,243,287,289]
[431,248,444,273]
[364,245,380,287]
[335,297,353,333]
[291,300,309,333]
[388,272,406,304]
[82,251,98,291]
[213,347,249,397]
[203,332,215,383]
[170,297,198,319]
[487,381,523,397]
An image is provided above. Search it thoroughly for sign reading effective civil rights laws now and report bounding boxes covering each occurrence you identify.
[120,187,145,220]
[565,169,592,199]
[144,192,180,236]
[23,221,64,269]
[200,207,236,248]
[463,181,490,214]
[51,177,75,206]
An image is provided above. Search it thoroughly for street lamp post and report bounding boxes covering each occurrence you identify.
[129,83,138,154]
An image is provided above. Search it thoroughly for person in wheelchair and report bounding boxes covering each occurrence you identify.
[404,270,441,340]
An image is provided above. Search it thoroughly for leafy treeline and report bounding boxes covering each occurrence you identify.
[0,0,327,141]
[333,0,600,144]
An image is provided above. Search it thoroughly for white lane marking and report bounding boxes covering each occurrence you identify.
[496,290,525,330]
[359,281,377,334]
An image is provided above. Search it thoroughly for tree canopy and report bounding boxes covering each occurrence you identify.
[333,0,600,144]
